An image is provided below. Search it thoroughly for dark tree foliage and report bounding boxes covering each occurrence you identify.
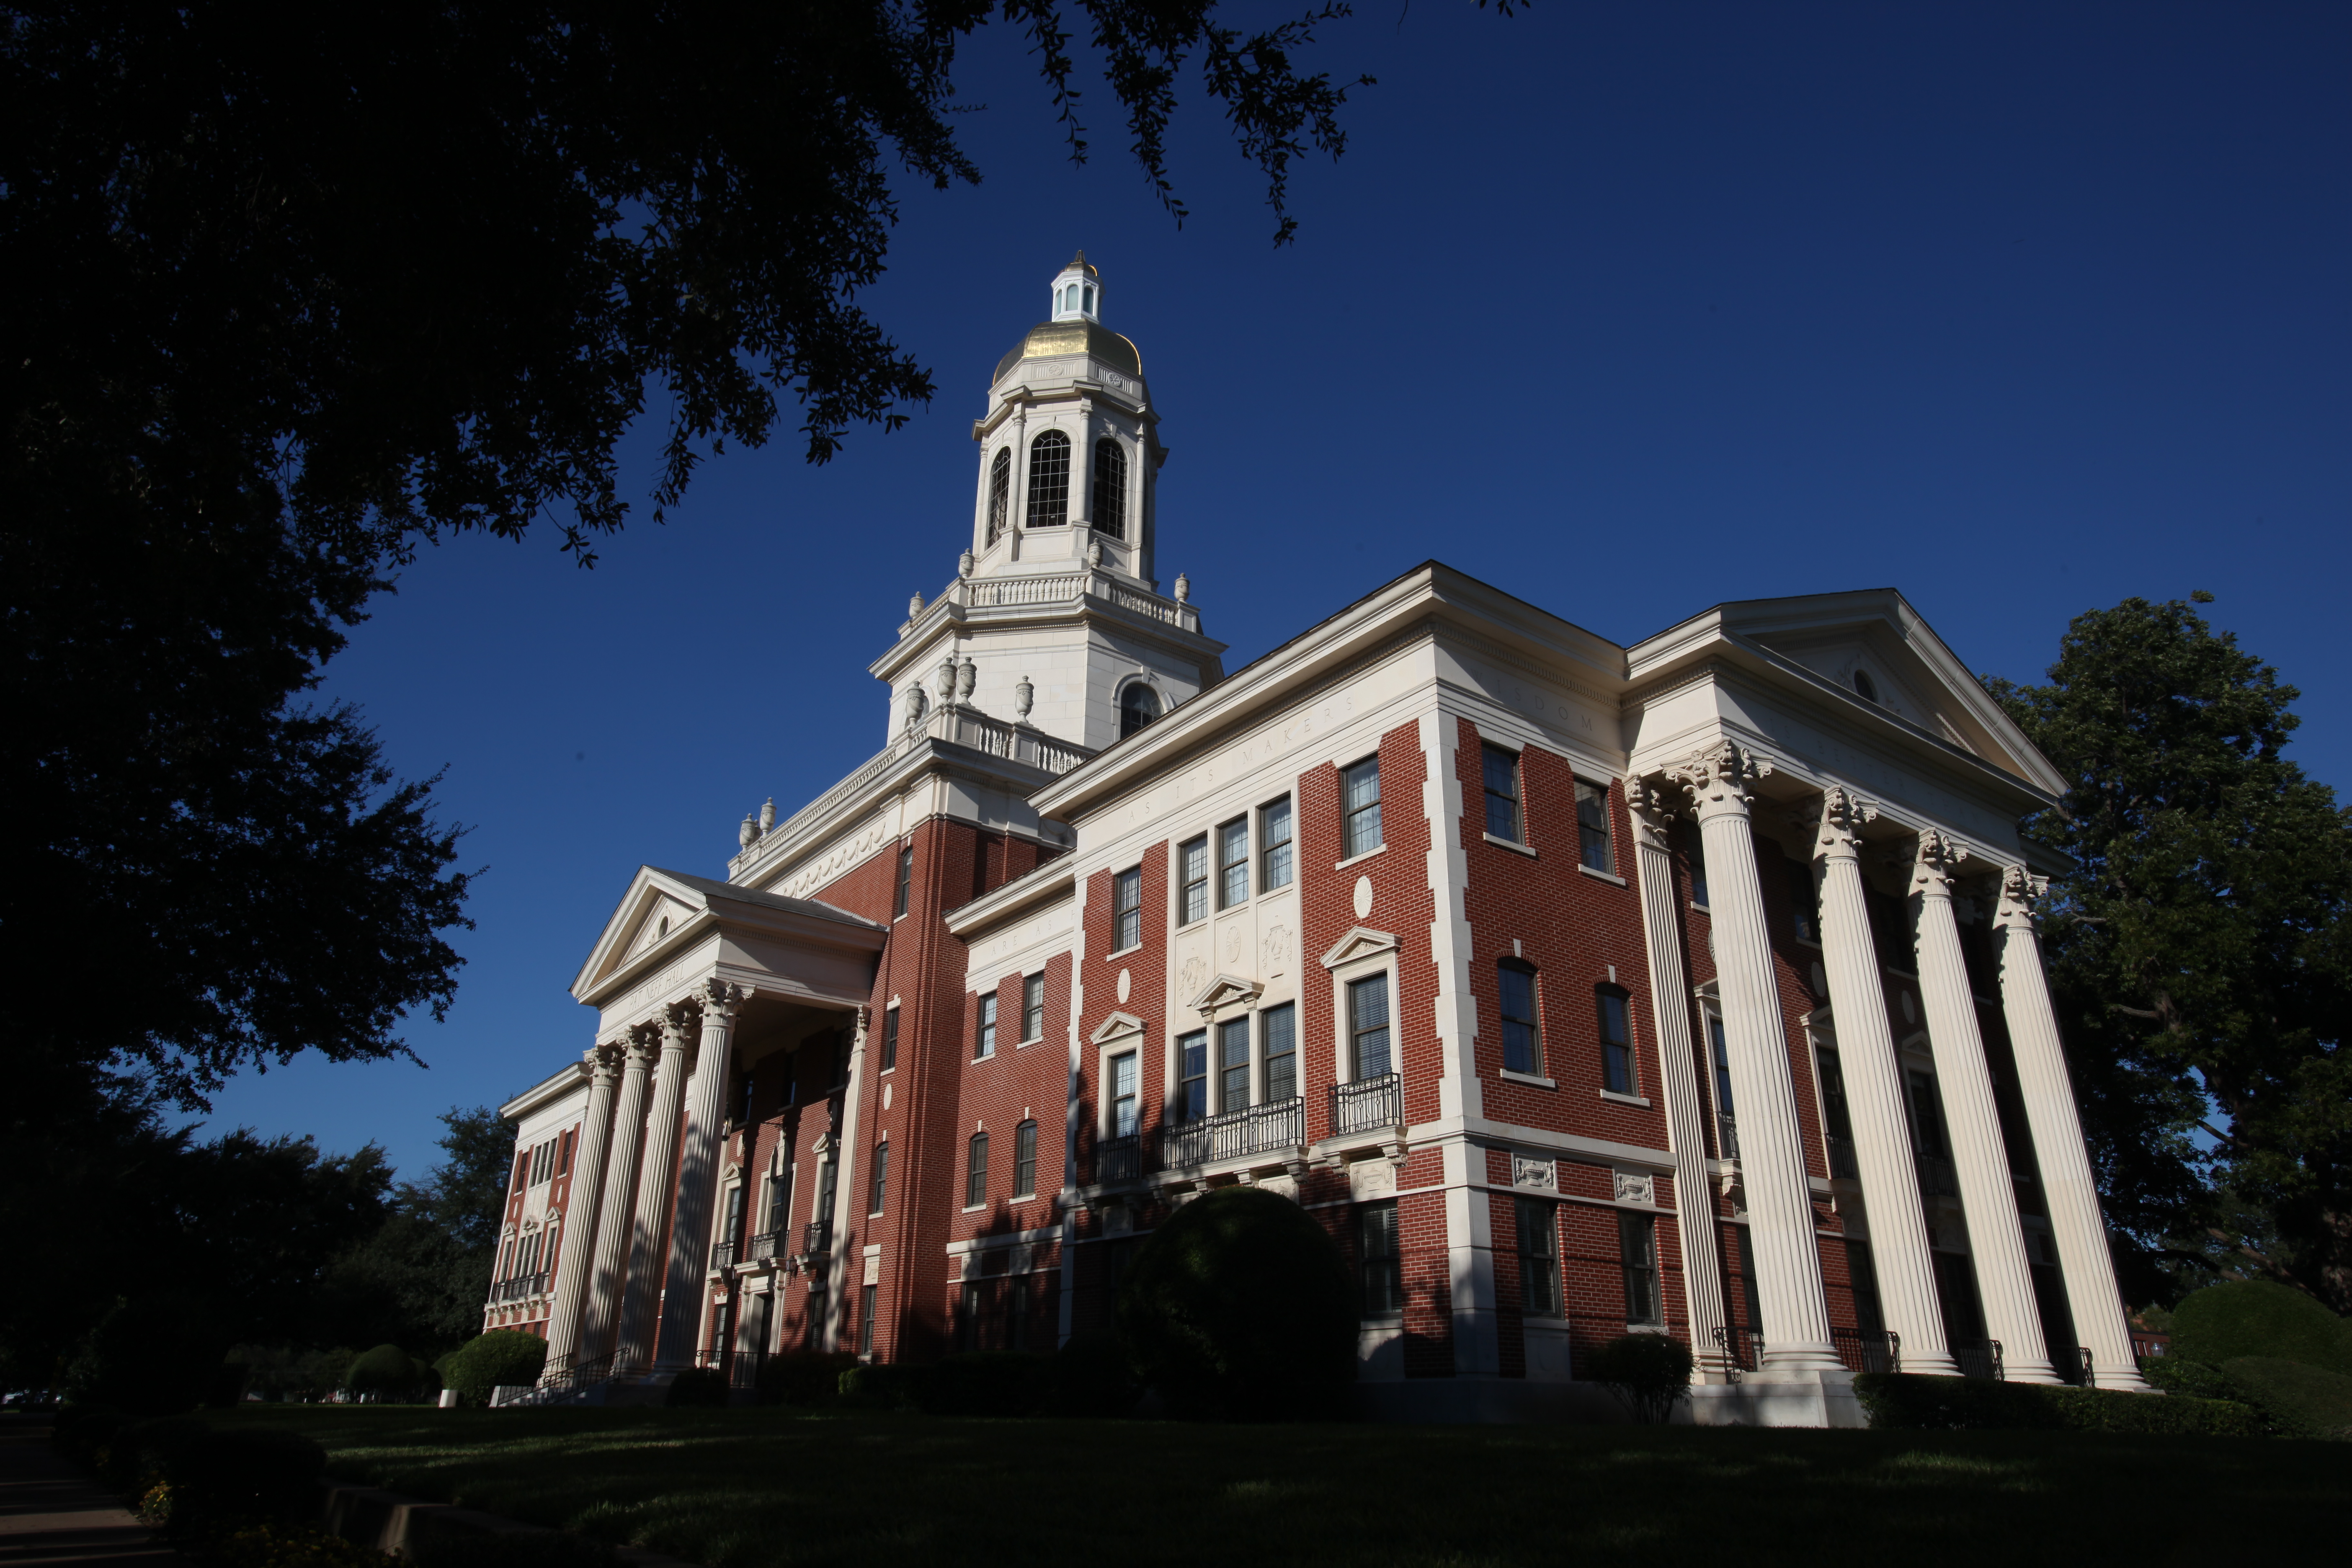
[1987,594,2352,1313]
[317,1106,512,1352]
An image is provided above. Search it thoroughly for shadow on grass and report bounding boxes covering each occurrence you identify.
[219,1404,2345,1568]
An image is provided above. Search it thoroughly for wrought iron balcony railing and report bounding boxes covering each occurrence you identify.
[1096,1133,1142,1183]
[1162,1096,1305,1170]
[1331,1073,1403,1137]
[802,1219,833,1256]
[746,1228,784,1264]
[1826,1135,1859,1180]
[1717,1115,1740,1161]
[709,1238,738,1270]
[1953,1337,2004,1381]
[488,1271,547,1303]
[2055,1345,2095,1388]
[1833,1328,1901,1375]
[1916,1153,1960,1197]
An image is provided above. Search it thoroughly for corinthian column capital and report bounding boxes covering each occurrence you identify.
[1909,830,1971,895]
[1664,741,1775,821]
[699,978,749,1025]
[1624,778,1680,850]
[660,1002,698,1050]
[624,1019,663,1065]
[1995,863,2049,928]
[1813,787,1880,859]
[589,1042,625,1087]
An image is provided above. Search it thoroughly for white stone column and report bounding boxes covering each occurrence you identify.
[1668,744,1843,1377]
[823,1006,872,1351]
[1994,867,2151,1392]
[539,1044,621,1383]
[1908,833,2060,1384]
[1813,790,1959,1376]
[575,1024,656,1373]
[655,980,748,1371]
[1627,782,1732,1377]
[612,1004,694,1377]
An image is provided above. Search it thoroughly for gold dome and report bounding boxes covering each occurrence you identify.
[993,319,1142,384]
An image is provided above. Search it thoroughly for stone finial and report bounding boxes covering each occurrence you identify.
[956,657,978,702]
[908,589,924,618]
[936,656,958,701]
[903,683,929,731]
[1173,572,1190,603]
[758,798,776,835]
[1087,541,1103,568]
[1014,675,1034,721]
[959,549,975,579]
[738,813,758,850]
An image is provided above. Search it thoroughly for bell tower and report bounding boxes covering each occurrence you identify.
[868,255,1222,755]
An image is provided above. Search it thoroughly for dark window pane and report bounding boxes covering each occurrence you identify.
[1517,1197,1560,1316]
[1014,1121,1038,1199]
[1483,745,1521,841]
[1599,988,1633,1095]
[1179,836,1208,925]
[1114,867,1142,949]
[1785,858,1818,943]
[1619,1210,1662,1325]
[965,1132,988,1208]
[1218,818,1249,909]
[1179,1031,1208,1122]
[1091,438,1127,540]
[1575,779,1613,874]
[986,448,1011,544]
[1343,758,1383,858]
[1263,1003,1298,1104]
[882,1007,899,1072]
[1260,797,1294,890]
[1026,431,1070,526]
[1359,1201,1404,1318]
[1349,974,1392,1079]
[1500,963,1540,1076]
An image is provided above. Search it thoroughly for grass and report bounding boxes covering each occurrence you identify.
[219,1403,2345,1568]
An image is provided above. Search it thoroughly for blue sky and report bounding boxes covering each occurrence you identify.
[191,1,2350,1179]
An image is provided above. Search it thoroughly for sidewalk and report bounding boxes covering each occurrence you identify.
[0,1422,186,1568]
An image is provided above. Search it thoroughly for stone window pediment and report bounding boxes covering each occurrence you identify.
[1320,927,1400,972]
[1090,1010,1147,1045]
[1187,973,1264,1017]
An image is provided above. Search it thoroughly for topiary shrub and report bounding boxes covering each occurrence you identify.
[1049,1329,1142,1418]
[837,1363,917,1411]
[913,1353,1051,1417]
[1853,1372,2267,1437]
[663,1368,729,1408]
[754,1350,856,1407]
[439,1331,547,1404]
[2219,1357,2352,1440]
[2141,1354,2238,1401]
[2169,1281,2352,1375]
[345,1344,434,1402]
[1586,1333,1694,1423]
[1116,1186,1357,1421]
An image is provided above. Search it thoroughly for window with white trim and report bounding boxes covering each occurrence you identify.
[1348,972,1392,1080]
[1259,796,1294,890]
[1217,817,1249,910]
[1022,972,1045,1042]
[1113,866,1143,949]
[1500,961,1541,1075]
[1178,835,1209,925]
[1483,745,1522,842]
[1342,757,1383,858]
[1575,779,1614,874]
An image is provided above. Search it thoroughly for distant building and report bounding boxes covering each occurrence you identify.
[483,256,2148,1424]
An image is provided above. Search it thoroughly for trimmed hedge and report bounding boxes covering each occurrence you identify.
[439,1331,547,1403]
[2219,1357,2352,1440]
[2169,1281,2352,1375]
[664,1367,729,1407]
[345,1344,438,1401]
[1854,1373,2265,1437]
[756,1350,857,1407]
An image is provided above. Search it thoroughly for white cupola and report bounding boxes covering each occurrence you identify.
[1050,252,1103,322]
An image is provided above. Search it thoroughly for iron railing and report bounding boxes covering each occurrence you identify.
[1953,1337,2004,1380]
[1916,1153,1960,1197]
[1096,1133,1142,1182]
[1712,1325,1761,1380]
[1826,1135,1859,1180]
[1331,1073,1404,1136]
[1834,1328,1901,1374]
[489,1271,547,1303]
[802,1219,833,1256]
[1163,1096,1305,1169]
[746,1229,784,1264]
[709,1239,738,1270]
[1717,1115,1740,1161]
[2055,1345,2095,1387]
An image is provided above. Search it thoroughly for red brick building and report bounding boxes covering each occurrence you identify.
[483,258,2148,1424]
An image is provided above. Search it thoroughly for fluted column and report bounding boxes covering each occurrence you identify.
[539,1044,622,1382]
[1813,790,1959,1376]
[823,1006,872,1351]
[1626,782,1732,1377]
[655,980,748,1371]
[1908,833,2059,1384]
[613,1003,695,1377]
[1994,868,2151,1391]
[1669,744,1842,1376]
[575,1023,657,1371]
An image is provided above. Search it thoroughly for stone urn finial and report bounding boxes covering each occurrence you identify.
[908,589,924,618]
[1174,572,1190,603]
[758,798,776,835]
[1014,675,1034,721]
[959,549,975,579]
[936,655,958,701]
[904,684,929,731]
[738,813,758,850]
[957,657,978,702]
[1088,541,1103,569]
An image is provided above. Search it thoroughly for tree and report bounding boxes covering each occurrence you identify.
[3,2,1386,1117]
[1988,593,2352,1313]
[316,1106,511,1354]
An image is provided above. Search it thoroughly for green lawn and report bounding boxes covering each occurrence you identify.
[223,1403,2343,1568]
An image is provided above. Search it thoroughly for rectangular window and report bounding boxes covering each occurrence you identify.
[1262,1003,1298,1104]
[1259,797,1294,891]
[1113,867,1143,951]
[1575,779,1614,874]
[1516,1198,1560,1316]
[814,1158,838,1235]
[1178,1029,1209,1122]
[1619,1211,1663,1326]
[765,1168,792,1233]
[1709,1012,1735,1118]
[882,1006,899,1071]
[1217,817,1250,909]
[976,993,997,1059]
[722,1182,746,1248]
[858,1284,877,1357]
[1785,858,1818,943]
[1483,744,1522,842]
[965,1132,988,1209]
[1598,988,1635,1095]
[1111,1050,1139,1137]
[1014,1120,1038,1199]
[557,1130,574,1176]
[1342,758,1384,859]
[1217,1016,1251,1112]
[1007,1272,1033,1354]
[1022,972,1045,1042]
[1500,963,1541,1075]
[1359,1201,1404,1318]
[869,1142,888,1215]
[893,844,913,918]
[1178,835,1209,925]
[1686,821,1710,907]
[1348,972,1392,1080]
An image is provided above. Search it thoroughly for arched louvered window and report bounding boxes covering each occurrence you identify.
[1092,438,1127,541]
[985,447,1011,544]
[1026,431,1070,527]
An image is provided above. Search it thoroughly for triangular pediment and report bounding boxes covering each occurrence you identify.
[626,893,702,961]
[572,864,885,1004]
[1320,927,1400,971]
[1186,973,1264,1015]
[1091,1010,1147,1044]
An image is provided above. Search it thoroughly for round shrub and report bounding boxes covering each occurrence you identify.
[1050,1330,1142,1418]
[2169,1282,2351,1375]
[1586,1332,1694,1423]
[345,1344,433,1401]
[439,1331,548,1403]
[1115,1185,1357,1421]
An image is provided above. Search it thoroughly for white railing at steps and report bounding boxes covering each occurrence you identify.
[904,570,1199,634]
[728,707,1097,876]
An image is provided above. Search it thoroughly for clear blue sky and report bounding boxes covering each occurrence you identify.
[191,0,2350,1180]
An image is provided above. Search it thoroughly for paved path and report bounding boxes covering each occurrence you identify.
[0,1423,185,1568]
